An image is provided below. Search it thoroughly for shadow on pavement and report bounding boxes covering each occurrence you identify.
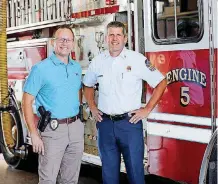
[79,164,180,184]
[79,164,182,184]
[79,163,129,184]
[145,175,182,184]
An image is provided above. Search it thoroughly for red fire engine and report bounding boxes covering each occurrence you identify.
[0,0,217,184]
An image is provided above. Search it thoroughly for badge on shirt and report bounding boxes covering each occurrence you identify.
[126,66,131,72]
[50,120,59,131]
[145,59,156,71]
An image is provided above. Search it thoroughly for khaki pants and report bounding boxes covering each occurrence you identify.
[38,119,84,184]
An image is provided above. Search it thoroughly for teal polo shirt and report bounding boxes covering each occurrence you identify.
[23,52,82,119]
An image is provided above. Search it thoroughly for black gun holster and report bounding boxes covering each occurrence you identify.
[37,106,51,132]
[79,104,84,122]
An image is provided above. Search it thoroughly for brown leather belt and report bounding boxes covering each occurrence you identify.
[53,115,78,124]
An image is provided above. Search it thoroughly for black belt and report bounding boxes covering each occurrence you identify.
[51,115,78,124]
[102,113,129,121]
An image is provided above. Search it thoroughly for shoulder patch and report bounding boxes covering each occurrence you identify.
[145,59,156,71]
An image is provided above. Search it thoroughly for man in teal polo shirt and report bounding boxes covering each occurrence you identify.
[22,25,84,184]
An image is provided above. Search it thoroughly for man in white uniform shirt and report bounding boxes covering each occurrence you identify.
[83,21,167,184]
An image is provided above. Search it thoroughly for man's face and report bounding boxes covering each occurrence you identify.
[106,27,127,55]
[52,28,74,58]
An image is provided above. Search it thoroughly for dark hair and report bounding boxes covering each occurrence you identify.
[107,21,127,36]
[53,25,74,39]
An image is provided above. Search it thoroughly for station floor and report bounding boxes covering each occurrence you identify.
[0,154,101,184]
[0,154,181,184]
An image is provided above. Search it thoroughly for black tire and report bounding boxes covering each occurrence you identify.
[205,137,217,184]
[199,128,217,184]
[0,91,38,171]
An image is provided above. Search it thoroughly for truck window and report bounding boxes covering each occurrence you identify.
[152,0,203,44]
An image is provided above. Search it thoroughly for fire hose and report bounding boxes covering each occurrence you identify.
[0,0,15,148]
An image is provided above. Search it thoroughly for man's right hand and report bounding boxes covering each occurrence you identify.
[90,106,103,122]
[31,133,44,155]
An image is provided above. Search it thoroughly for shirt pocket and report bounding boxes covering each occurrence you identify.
[121,72,138,94]
[122,71,137,85]
[97,74,110,95]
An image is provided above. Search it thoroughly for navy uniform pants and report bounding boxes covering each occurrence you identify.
[97,116,145,184]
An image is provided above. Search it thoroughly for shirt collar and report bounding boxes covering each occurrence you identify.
[50,52,74,65]
[104,47,127,59]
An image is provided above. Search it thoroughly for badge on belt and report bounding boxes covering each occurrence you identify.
[50,120,59,131]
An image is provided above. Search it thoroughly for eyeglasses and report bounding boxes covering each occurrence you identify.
[53,38,74,43]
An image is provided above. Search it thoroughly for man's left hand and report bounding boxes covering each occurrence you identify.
[129,107,151,124]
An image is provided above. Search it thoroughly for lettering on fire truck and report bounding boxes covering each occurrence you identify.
[166,68,207,106]
[166,68,207,87]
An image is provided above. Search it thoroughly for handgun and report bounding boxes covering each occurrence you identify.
[37,106,51,132]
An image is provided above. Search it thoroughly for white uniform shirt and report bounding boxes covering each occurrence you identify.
[83,48,165,115]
